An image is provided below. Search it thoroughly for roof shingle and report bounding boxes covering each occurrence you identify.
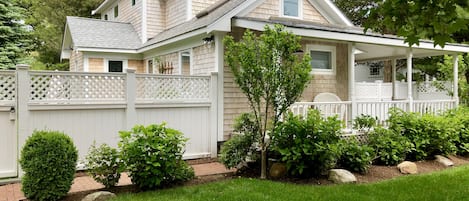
[66,16,142,50]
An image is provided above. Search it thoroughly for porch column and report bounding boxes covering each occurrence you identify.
[214,31,226,142]
[348,43,356,121]
[453,54,459,106]
[407,49,413,112]
[392,59,397,99]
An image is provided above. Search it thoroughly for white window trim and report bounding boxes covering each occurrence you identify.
[178,49,193,75]
[306,44,336,75]
[104,59,128,73]
[280,0,303,19]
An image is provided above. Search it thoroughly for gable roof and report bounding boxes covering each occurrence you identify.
[66,16,142,50]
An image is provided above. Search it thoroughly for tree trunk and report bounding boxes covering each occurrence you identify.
[260,149,267,179]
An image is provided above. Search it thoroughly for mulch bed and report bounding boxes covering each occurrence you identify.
[59,155,469,201]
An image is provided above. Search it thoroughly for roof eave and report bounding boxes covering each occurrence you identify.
[76,47,139,54]
[232,18,469,53]
[92,0,115,15]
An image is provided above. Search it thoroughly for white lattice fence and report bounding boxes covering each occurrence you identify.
[29,72,126,103]
[136,75,210,103]
[0,71,15,104]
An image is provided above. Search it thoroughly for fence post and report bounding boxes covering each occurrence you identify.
[210,72,218,158]
[126,69,137,130]
[16,64,29,178]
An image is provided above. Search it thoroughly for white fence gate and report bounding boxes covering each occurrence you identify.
[0,67,219,180]
[0,71,17,178]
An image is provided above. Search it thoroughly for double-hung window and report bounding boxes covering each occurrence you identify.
[282,0,302,18]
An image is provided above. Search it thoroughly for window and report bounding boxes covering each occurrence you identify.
[307,44,336,74]
[104,14,108,20]
[282,0,301,18]
[369,66,380,76]
[108,61,123,72]
[147,60,153,74]
[179,50,191,75]
[132,0,136,6]
[114,6,119,18]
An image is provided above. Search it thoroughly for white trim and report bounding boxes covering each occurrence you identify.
[280,0,303,19]
[206,0,258,32]
[306,44,336,75]
[307,0,353,26]
[92,0,115,15]
[83,55,89,72]
[142,36,204,59]
[139,29,207,53]
[187,0,192,21]
[141,0,148,43]
[232,18,469,53]
[77,47,138,54]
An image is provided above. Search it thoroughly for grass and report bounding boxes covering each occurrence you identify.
[111,165,469,201]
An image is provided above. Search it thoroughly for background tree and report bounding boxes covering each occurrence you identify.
[0,0,33,69]
[224,25,311,179]
[20,0,102,70]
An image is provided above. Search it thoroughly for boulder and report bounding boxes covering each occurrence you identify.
[269,162,287,179]
[397,161,418,174]
[82,191,116,201]
[328,169,357,184]
[435,155,454,167]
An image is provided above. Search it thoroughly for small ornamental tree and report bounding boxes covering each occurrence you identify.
[224,25,311,179]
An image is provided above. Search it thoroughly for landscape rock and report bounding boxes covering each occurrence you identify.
[397,161,418,174]
[82,191,116,201]
[328,169,357,184]
[269,162,287,179]
[435,155,454,167]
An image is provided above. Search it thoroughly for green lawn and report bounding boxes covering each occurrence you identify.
[111,166,469,201]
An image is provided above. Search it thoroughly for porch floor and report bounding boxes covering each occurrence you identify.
[0,162,234,201]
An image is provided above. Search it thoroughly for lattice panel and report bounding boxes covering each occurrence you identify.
[136,75,210,102]
[340,133,369,144]
[30,73,126,103]
[417,81,451,93]
[0,72,16,102]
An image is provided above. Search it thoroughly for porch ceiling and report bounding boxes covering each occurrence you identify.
[354,43,456,62]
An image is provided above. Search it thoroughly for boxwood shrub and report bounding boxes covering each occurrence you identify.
[19,130,78,201]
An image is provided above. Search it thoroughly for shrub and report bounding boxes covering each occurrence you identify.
[119,123,194,189]
[84,142,122,188]
[272,110,342,177]
[19,130,78,201]
[367,127,412,165]
[337,138,374,174]
[389,108,459,160]
[220,113,259,169]
[353,114,378,132]
[445,107,469,155]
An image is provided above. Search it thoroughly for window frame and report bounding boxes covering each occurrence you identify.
[280,0,303,19]
[306,44,336,75]
[114,5,119,18]
[104,59,127,73]
[178,49,193,75]
[132,0,136,6]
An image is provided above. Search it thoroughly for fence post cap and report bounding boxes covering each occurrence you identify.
[16,64,30,70]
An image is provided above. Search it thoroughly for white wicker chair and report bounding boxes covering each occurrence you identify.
[313,92,346,121]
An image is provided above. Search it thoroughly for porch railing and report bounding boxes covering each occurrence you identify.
[290,99,458,129]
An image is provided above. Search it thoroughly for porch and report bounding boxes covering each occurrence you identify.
[290,99,458,129]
